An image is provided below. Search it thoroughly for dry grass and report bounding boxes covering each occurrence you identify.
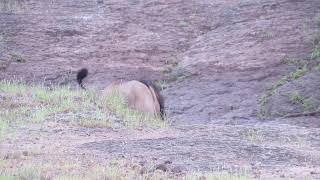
[240,128,263,144]
[0,154,251,180]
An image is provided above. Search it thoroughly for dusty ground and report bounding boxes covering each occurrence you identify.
[1,0,320,179]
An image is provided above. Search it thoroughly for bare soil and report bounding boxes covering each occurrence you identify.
[1,0,320,179]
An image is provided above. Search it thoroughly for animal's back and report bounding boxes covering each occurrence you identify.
[104,80,161,118]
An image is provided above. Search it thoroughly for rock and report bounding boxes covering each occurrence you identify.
[266,72,320,117]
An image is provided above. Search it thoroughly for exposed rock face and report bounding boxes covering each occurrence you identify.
[175,0,319,74]
[266,72,320,117]
[0,0,320,123]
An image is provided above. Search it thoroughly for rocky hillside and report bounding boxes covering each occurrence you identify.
[1,0,320,124]
[1,0,320,179]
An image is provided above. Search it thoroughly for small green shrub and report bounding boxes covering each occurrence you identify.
[273,75,288,89]
[316,63,320,72]
[281,57,306,67]
[240,129,263,144]
[154,80,168,91]
[0,80,28,95]
[316,16,320,28]
[178,20,189,27]
[289,64,308,79]
[303,99,316,112]
[165,56,179,67]
[289,91,304,104]
[289,91,317,112]
[10,52,26,63]
[0,120,8,140]
[311,46,320,60]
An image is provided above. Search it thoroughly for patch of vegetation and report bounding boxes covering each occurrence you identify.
[288,91,317,112]
[303,99,316,112]
[0,80,167,135]
[154,80,168,91]
[178,20,189,28]
[240,128,263,144]
[0,156,252,180]
[316,16,320,28]
[16,164,49,180]
[185,171,251,180]
[259,15,319,117]
[259,63,311,118]
[259,74,290,118]
[289,91,304,104]
[311,46,320,60]
[10,52,26,63]
[162,55,179,75]
[162,67,173,74]
[289,64,308,79]
[273,75,289,89]
[174,74,189,81]
[259,93,271,118]
[0,120,8,140]
[165,56,179,67]
[261,31,274,41]
[316,63,320,72]
[281,57,306,67]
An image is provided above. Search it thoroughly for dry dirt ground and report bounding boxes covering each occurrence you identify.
[1,0,320,179]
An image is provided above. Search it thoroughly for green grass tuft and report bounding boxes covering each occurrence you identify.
[0,120,8,141]
[289,64,308,79]
[311,46,320,60]
[154,80,168,91]
[316,16,320,28]
[10,52,26,63]
[290,91,304,104]
[289,91,317,112]
[316,63,320,72]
